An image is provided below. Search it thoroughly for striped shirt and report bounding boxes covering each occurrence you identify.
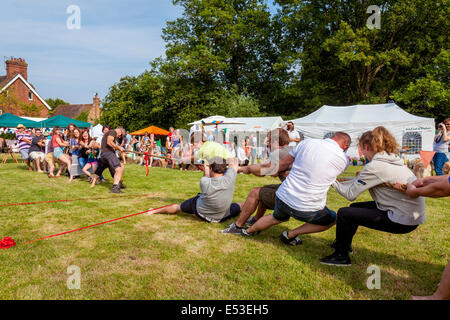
[16,132,32,150]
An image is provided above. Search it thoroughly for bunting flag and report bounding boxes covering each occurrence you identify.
[419,151,435,169]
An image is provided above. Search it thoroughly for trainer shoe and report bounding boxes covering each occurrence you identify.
[110,184,124,194]
[241,228,260,237]
[245,216,257,227]
[319,252,351,266]
[329,240,353,254]
[221,222,245,235]
[119,181,126,189]
[279,231,303,246]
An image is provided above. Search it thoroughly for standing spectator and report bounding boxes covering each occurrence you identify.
[172,129,183,169]
[207,130,215,142]
[244,137,250,159]
[15,124,32,171]
[283,121,301,147]
[433,118,450,176]
[237,139,249,166]
[28,129,46,173]
[249,133,257,164]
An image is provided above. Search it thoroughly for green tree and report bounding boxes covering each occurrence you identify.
[392,49,450,121]
[274,0,449,117]
[45,98,69,111]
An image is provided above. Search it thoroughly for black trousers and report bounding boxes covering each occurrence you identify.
[335,201,418,255]
[95,158,116,178]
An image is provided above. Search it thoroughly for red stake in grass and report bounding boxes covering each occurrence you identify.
[0,237,16,249]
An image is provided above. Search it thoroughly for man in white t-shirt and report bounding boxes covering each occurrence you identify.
[283,121,301,147]
[243,132,351,245]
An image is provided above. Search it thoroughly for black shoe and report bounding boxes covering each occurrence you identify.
[110,185,124,194]
[329,240,353,254]
[119,181,126,189]
[319,252,351,266]
[279,231,302,246]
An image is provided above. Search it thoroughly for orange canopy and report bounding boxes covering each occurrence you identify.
[130,126,169,136]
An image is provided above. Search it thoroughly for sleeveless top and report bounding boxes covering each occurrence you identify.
[433,132,450,153]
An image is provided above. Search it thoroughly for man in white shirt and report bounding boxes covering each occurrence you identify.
[243,132,351,245]
[283,121,301,147]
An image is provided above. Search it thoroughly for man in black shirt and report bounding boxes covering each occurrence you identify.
[93,127,126,193]
[28,129,46,173]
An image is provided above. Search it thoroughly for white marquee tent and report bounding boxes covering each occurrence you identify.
[190,116,285,155]
[290,103,435,158]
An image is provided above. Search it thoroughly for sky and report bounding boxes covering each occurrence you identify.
[1,0,279,105]
[0,0,183,104]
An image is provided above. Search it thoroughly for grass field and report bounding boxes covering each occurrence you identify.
[0,161,448,300]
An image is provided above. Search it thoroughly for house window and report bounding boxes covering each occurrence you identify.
[402,132,422,154]
[28,91,33,100]
[323,132,336,139]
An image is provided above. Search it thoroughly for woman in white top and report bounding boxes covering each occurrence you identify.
[237,139,249,166]
[433,118,450,175]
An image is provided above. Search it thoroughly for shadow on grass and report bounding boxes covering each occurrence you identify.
[213,221,444,296]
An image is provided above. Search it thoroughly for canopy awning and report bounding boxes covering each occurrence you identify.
[130,125,169,136]
[37,115,92,128]
[0,113,40,128]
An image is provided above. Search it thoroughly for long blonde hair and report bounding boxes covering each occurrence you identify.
[358,126,399,155]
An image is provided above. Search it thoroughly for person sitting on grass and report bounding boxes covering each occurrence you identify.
[403,175,449,300]
[319,126,426,267]
[235,132,351,246]
[148,157,243,223]
[222,128,293,234]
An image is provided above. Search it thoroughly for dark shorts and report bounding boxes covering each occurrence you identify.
[259,184,281,210]
[273,196,336,226]
[180,195,241,223]
[101,151,121,170]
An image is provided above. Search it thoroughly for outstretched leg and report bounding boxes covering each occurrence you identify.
[148,204,182,215]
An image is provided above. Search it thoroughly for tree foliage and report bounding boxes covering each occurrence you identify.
[101,0,449,129]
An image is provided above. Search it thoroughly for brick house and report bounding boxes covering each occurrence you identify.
[52,93,102,124]
[0,57,51,117]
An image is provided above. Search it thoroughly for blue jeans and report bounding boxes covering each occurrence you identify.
[433,152,449,176]
[78,157,87,169]
[273,196,337,226]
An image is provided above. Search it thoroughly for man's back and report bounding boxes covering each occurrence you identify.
[197,168,237,221]
[276,139,349,211]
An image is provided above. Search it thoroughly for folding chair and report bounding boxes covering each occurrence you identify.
[2,140,19,164]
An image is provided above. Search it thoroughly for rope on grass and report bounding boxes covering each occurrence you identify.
[1,204,172,249]
[0,193,152,208]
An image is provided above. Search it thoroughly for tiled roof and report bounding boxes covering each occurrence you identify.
[52,104,94,119]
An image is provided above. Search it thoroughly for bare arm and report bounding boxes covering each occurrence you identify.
[406,175,450,198]
[107,135,124,152]
[277,154,295,173]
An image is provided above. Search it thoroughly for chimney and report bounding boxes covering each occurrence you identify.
[93,93,100,108]
[6,57,28,81]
